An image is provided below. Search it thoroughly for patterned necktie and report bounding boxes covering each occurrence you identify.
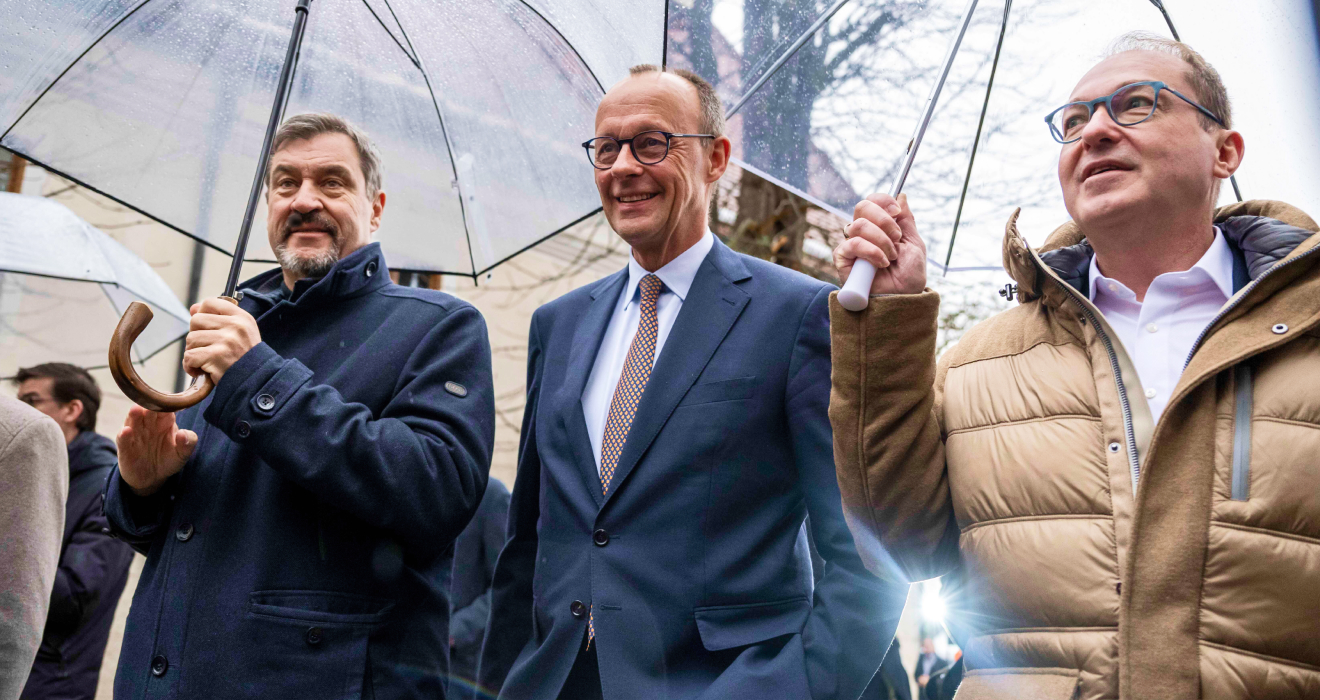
[589,273,663,646]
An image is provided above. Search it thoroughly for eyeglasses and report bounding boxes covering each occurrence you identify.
[1044,80,1225,144]
[582,130,714,170]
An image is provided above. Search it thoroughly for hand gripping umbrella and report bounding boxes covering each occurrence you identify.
[105,0,311,411]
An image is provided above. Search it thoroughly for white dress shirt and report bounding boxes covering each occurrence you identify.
[583,230,715,474]
[1089,228,1235,421]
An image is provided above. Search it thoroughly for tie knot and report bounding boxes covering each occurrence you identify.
[639,274,663,301]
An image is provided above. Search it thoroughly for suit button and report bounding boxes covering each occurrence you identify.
[175,523,194,542]
[570,600,587,618]
[151,655,168,677]
[306,627,323,645]
[256,394,275,411]
[593,529,609,546]
[236,420,251,438]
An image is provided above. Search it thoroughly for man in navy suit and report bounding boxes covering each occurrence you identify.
[477,65,907,700]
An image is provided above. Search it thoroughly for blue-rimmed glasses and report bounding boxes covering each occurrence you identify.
[583,131,714,169]
[1045,80,1225,144]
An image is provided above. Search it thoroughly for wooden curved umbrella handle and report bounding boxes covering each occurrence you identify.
[108,296,237,413]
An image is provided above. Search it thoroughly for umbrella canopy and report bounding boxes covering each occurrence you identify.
[0,191,189,374]
[0,0,661,277]
[665,0,1320,276]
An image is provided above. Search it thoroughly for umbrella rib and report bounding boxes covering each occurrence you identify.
[1,0,157,142]
[358,0,421,69]
[379,0,479,277]
[471,206,605,280]
[6,151,277,264]
[725,0,854,119]
[505,0,607,94]
[662,0,671,69]
[942,0,1013,275]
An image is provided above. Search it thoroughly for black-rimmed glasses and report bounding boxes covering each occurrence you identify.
[582,130,714,169]
[1045,80,1225,144]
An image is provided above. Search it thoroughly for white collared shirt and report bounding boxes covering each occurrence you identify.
[582,229,715,475]
[1089,228,1236,421]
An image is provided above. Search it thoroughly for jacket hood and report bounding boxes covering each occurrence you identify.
[1003,200,1320,302]
[67,430,118,476]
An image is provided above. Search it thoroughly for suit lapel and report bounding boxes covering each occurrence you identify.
[601,240,751,510]
[562,270,627,509]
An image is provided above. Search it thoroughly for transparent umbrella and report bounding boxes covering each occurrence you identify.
[0,0,669,407]
[664,0,1320,305]
[0,191,189,376]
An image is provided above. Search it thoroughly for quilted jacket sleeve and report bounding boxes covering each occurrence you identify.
[828,290,961,583]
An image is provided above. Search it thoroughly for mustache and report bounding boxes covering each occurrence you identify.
[281,210,341,242]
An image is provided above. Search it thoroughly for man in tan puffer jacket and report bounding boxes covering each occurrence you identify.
[828,34,1320,700]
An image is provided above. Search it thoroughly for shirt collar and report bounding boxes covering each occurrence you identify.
[1088,226,1236,302]
[623,229,714,304]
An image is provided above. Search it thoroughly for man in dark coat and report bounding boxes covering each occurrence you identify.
[478,66,907,700]
[102,113,494,700]
[14,363,134,700]
[447,478,509,697]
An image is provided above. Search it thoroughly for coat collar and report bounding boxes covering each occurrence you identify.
[238,243,390,313]
[1005,200,1319,308]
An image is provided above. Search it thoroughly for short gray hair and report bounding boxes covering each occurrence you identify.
[628,65,726,137]
[1105,32,1232,130]
[269,113,383,198]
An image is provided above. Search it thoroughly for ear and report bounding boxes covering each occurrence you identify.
[65,399,84,425]
[369,191,386,234]
[1213,129,1244,180]
[706,135,732,184]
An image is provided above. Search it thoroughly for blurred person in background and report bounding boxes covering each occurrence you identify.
[912,637,944,693]
[0,395,67,699]
[13,364,133,700]
[447,478,510,696]
[831,32,1320,699]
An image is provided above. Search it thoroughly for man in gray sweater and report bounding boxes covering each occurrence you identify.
[0,395,67,700]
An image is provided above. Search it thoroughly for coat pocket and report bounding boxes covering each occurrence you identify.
[954,667,1078,700]
[241,590,395,700]
[692,597,810,651]
[678,376,757,407]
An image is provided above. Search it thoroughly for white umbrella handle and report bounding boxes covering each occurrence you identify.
[836,0,979,311]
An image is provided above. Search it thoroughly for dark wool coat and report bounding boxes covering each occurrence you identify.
[22,431,133,700]
[103,244,495,700]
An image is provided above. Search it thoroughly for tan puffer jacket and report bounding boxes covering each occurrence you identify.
[829,201,1320,700]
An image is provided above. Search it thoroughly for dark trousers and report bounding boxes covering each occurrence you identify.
[557,639,603,700]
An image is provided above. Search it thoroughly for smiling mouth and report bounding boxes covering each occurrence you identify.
[1083,164,1130,181]
[616,193,658,203]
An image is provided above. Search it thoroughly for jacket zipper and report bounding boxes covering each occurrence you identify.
[1031,251,1143,492]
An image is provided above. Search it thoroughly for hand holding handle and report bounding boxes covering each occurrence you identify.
[108,296,238,413]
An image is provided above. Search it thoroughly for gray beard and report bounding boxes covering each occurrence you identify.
[275,242,340,280]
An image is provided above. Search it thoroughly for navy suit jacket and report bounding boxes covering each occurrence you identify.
[479,239,907,700]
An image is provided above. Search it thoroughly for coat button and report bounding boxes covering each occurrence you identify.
[151,655,168,677]
[593,529,610,546]
[1272,323,1288,334]
[365,261,378,278]
[256,394,275,411]
[570,600,587,618]
[176,523,194,542]
[236,420,251,438]
[1108,442,1121,453]
[306,627,323,645]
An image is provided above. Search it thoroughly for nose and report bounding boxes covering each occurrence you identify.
[1077,104,1124,147]
[290,179,322,212]
[607,142,645,178]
